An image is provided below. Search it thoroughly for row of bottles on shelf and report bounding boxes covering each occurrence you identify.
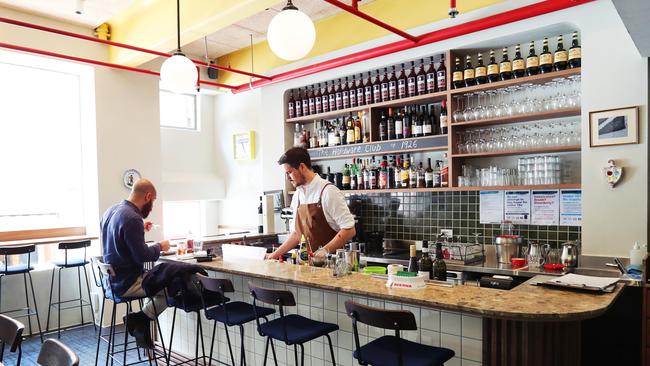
[287,54,447,118]
[321,154,449,191]
[294,112,368,149]
[452,32,582,88]
[379,103,447,141]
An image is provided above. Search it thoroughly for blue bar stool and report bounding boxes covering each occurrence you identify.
[344,300,455,366]
[249,283,338,366]
[196,274,275,366]
[0,314,24,366]
[0,244,43,342]
[45,240,96,338]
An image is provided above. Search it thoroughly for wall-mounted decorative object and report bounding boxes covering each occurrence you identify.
[123,169,141,189]
[233,131,256,160]
[603,160,623,188]
[589,106,639,147]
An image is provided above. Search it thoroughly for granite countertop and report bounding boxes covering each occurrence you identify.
[165,257,624,321]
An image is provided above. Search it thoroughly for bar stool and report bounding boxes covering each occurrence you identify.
[0,244,43,342]
[95,259,167,366]
[0,314,24,366]
[249,283,338,366]
[344,300,455,366]
[45,240,96,338]
[196,274,275,366]
[37,339,80,366]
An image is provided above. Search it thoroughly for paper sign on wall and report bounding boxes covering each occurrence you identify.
[531,190,559,226]
[560,190,582,226]
[504,191,531,224]
[480,190,504,224]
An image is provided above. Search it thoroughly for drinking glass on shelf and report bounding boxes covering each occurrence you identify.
[453,96,465,123]
[462,94,473,122]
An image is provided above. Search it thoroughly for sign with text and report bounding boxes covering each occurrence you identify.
[560,190,582,226]
[504,190,531,224]
[531,190,560,226]
[308,135,447,159]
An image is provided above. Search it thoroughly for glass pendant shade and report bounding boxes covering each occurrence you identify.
[160,53,198,93]
[267,8,316,61]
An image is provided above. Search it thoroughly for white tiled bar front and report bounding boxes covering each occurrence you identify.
[158,271,483,366]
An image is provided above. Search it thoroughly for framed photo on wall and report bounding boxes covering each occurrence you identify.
[589,106,639,147]
[233,131,256,160]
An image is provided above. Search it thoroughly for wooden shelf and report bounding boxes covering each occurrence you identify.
[286,105,369,123]
[308,134,448,161]
[450,67,581,96]
[451,145,580,158]
[289,183,580,195]
[450,108,581,128]
[342,187,454,194]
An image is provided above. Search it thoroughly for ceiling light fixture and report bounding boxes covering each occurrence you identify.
[160,0,198,93]
[448,0,459,18]
[267,0,316,61]
[75,0,84,15]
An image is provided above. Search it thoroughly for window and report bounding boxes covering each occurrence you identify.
[160,90,197,129]
[0,51,91,234]
[162,201,203,239]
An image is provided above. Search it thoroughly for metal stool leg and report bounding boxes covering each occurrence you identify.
[167,307,177,363]
[107,302,117,366]
[95,297,106,366]
[22,273,33,336]
[45,267,56,336]
[268,338,278,366]
[224,324,235,366]
[198,314,206,365]
[238,324,246,366]
[208,321,217,366]
[150,300,167,365]
[262,337,270,366]
[27,272,43,342]
[58,266,62,339]
[82,265,97,331]
[123,302,131,366]
[299,343,304,366]
[77,267,84,328]
[293,345,299,366]
[325,334,336,366]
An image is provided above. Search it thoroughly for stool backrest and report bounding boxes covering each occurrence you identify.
[0,314,24,363]
[0,244,35,275]
[89,256,104,289]
[345,300,417,331]
[58,240,90,267]
[37,339,79,366]
[196,274,231,320]
[249,282,296,341]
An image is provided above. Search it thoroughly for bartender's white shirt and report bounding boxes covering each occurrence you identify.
[290,174,355,232]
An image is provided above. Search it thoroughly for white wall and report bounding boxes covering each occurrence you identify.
[217,0,648,257]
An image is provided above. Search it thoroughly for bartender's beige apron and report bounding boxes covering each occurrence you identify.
[295,183,338,251]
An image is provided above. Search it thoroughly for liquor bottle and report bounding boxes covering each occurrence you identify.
[356,159,364,190]
[342,164,351,190]
[387,155,396,189]
[309,122,317,148]
[327,122,336,147]
[317,120,326,147]
[328,82,336,112]
[441,153,449,187]
[400,156,410,188]
[407,60,417,97]
[525,41,539,76]
[302,87,310,116]
[407,244,419,273]
[362,160,369,190]
[334,122,342,146]
[387,108,396,140]
[293,124,302,147]
[326,167,334,184]
[380,67,389,102]
[342,77,350,109]
[397,63,407,99]
[369,156,378,189]
[402,108,411,139]
[298,235,309,265]
[422,105,433,136]
[379,111,388,141]
[418,241,433,279]
[440,100,448,135]
[258,197,264,233]
[425,158,434,188]
[354,113,362,144]
[334,79,343,110]
[452,57,464,89]
[394,108,404,139]
[487,49,499,83]
[428,105,438,136]
[433,160,442,187]
[349,77,357,108]
[373,69,382,104]
[288,90,296,119]
[463,55,476,87]
[409,155,417,188]
[554,35,568,71]
[539,38,553,73]
[295,89,303,117]
[394,156,402,189]
[433,241,447,281]
[425,56,436,93]
[416,58,427,95]
[356,73,365,106]
[338,118,347,145]
[365,71,374,105]
[322,82,330,113]
[307,86,315,115]
[436,55,447,92]
[475,52,487,85]
[350,159,357,190]
[417,162,426,188]
[512,44,525,78]
[388,65,398,101]
[379,156,388,190]
[346,113,355,145]
[314,83,322,114]
[568,31,581,68]
[334,170,343,190]
[499,47,512,80]
[412,106,422,138]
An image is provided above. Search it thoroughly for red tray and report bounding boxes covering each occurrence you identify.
[543,263,564,270]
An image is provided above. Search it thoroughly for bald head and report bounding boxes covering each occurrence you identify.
[128,179,157,218]
[130,179,156,198]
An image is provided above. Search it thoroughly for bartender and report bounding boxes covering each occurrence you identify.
[267,147,356,260]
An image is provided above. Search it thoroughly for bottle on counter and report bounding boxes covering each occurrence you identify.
[418,241,433,279]
[298,235,309,265]
[433,240,447,281]
[407,244,419,273]
[186,230,194,253]
[258,197,263,234]
[568,31,581,68]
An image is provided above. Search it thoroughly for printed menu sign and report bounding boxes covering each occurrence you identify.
[531,190,559,226]
[560,190,582,226]
[504,190,531,224]
[480,190,504,224]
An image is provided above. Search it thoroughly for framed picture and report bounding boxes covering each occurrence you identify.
[589,106,639,147]
[233,131,255,160]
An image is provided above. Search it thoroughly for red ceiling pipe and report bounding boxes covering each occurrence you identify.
[322,0,419,43]
[0,41,237,89]
[232,0,592,93]
[0,16,272,81]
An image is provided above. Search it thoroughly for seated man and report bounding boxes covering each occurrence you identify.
[101,178,170,348]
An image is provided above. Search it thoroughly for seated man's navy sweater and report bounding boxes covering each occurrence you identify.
[101,200,161,296]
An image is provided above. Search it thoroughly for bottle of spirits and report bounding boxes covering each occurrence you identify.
[369,156,378,190]
[422,105,433,136]
[314,83,322,114]
[362,160,370,190]
[487,49,500,83]
[310,121,318,148]
[416,58,427,95]
[387,108,396,140]
[499,47,512,80]
[407,60,417,97]
[388,155,396,189]
[425,57,436,94]
[346,113,355,145]
[356,73,365,106]
[293,124,302,147]
[395,108,404,139]
[407,244,419,273]
[295,89,303,117]
[441,153,449,187]
[356,158,364,190]
[327,122,336,147]
[539,38,553,73]
[433,241,447,281]
[258,197,264,233]
[342,77,350,109]
[298,234,309,265]
[334,79,343,110]
[342,164,351,190]
[307,86,315,115]
[475,52,487,85]
[463,55,476,87]
[433,160,442,187]
[388,66,398,101]
[428,105,438,135]
[349,77,357,108]
[512,44,525,78]
[397,63,408,99]
[354,113,362,144]
[440,100,448,135]
[452,57,464,89]
[287,91,296,118]
[321,82,330,113]
[328,82,336,112]
[379,156,388,190]
[380,67,390,102]
[412,106,422,138]
[436,55,447,92]
[338,119,346,145]
[568,31,581,68]
[373,69,382,104]
[379,111,388,141]
[418,241,433,279]
[425,158,434,188]
[554,35,568,71]
[400,156,410,188]
[417,162,426,188]
[409,155,417,188]
[526,41,539,76]
[365,71,374,105]
[326,166,334,184]
[394,156,402,190]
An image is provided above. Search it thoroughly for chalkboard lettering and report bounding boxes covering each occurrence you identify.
[309,135,446,159]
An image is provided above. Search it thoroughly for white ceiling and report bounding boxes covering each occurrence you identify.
[0,0,135,28]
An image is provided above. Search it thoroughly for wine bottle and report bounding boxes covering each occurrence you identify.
[400,156,409,188]
[499,47,512,80]
[373,70,382,104]
[512,44,525,78]
[407,60,417,97]
[568,31,581,68]
[418,241,433,279]
[307,86,315,115]
[346,113,355,145]
[422,105,433,136]
[321,83,330,113]
[354,113,362,144]
[393,156,402,189]
[364,72,373,105]
[334,79,343,110]
[426,56,436,93]
[452,57,464,89]
[397,63,407,99]
[315,83,323,114]
[407,245,419,273]
[441,153,449,187]
[433,160,442,187]
[487,49,499,83]
[425,158,434,188]
[475,52,487,85]
[412,106,422,138]
[539,38,553,73]
[379,156,388,190]
[402,108,411,139]
[387,155,396,189]
[349,77,357,108]
[417,162,425,188]
[342,164,351,190]
[436,55,447,92]
[395,108,404,139]
[387,108,395,140]
[428,105,438,135]
[416,58,427,95]
[328,82,336,112]
[342,77,350,109]
[287,90,296,119]
[526,41,539,76]
[302,87,310,116]
[356,73,365,106]
[379,111,387,141]
[388,65,398,101]
[295,89,303,117]
[380,67,389,102]
[554,35,568,71]
[433,241,447,281]
[408,155,417,188]
[440,100,448,135]
[463,55,476,87]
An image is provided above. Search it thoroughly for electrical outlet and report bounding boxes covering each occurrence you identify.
[440,229,453,237]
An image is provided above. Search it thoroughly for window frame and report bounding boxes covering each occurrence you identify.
[159,89,199,131]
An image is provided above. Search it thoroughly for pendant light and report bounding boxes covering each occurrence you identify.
[160,0,198,93]
[267,0,316,61]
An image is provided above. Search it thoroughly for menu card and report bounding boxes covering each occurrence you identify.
[531,190,559,225]
[480,191,504,224]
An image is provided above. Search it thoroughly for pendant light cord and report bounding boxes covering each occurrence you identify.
[176,0,181,52]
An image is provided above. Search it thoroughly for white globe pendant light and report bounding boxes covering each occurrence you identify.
[267,0,316,61]
[160,0,197,93]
